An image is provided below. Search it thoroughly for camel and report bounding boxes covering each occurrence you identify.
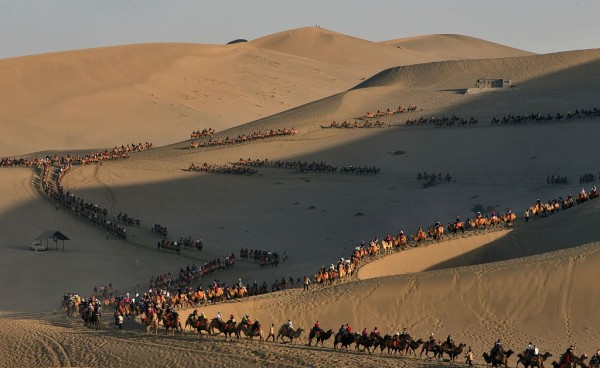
[208,318,237,340]
[553,353,589,368]
[381,240,393,254]
[206,287,225,303]
[440,342,466,362]
[482,349,515,368]
[411,230,427,243]
[379,334,406,355]
[141,313,159,335]
[428,226,445,241]
[516,351,552,368]
[162,314,182,336]
[393,235,408,250]
[308,328,334,347]
[334,332,358,350]
[420,341,441,359]
[355,335,380,354]
[368,241,380,256]
[502,213,517,225]
[276,325,304,344]
[405,338,424,356]
[237,323,263,341]
[184,314,198,331]
[447,222,465,234]
[590,189,599,199]
[194,317,211,338]
[576,193,588,204]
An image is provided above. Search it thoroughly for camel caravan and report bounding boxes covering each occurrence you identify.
[318,106,600,130]
[189,127,297,149]
[190,128,216,139]
[188,162,257,175]
[0,142,152,169]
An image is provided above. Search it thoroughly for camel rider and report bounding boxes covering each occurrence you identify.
[314,321,321,330]
[385,234,391,242]
[455,216,461,225]
[401,327,409,339]
[526,342,534,356]
[593,185,597,193]
[581,188,586,197]
[191,309,198,318]
[447,334,455,349]
[345,324,352,334]
[435,220,441,228]
[534,345,539,356]
[170,310,179,323]
[476,211,482,220]
[252,319,260,332]
[286,319,293,332]
[371,327,380,338]
[242,314,251,327]
[227,314,236,327]
[399,230,405,237]
[563,345,575,365]
[362,328,368,338]
[429,333,436,347]
[216,311,222,320]
[506,208,512,215]
[339,325,347,336]
[491,339,503,359]
[199,311,206,321]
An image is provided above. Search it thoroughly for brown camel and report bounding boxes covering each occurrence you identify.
[141,313,158,335]
[516,351,552,368]
[208,318,237,340]
[237,323,263,341]
[276,325,304,344]
[482,349,515,368]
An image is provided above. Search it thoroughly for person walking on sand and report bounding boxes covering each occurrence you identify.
[303,276,311,291]
[465,346,474,367]
[266,323,275,342]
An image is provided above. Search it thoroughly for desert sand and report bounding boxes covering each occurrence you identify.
[1,27,600,367]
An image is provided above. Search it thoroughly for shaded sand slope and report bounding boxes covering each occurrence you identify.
[380,33,535,60]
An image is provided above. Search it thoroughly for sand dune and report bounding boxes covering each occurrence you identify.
[1,26,600,368]
[380,33,535,60]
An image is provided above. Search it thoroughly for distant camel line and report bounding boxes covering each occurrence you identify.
[230,158,380,175]
[320,107,600,129]
[189,128,297,149]
[0,142,152,168]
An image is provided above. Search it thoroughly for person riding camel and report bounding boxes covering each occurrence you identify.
[562,345,575,365]
[491,339,503,360]
[506,208,512,215]
[191,309,198,318]
[345,324,352,334]
[429,333,436,347]
[241,314,251,327]
[338,324,347,336]
[447,334,455,349]
[252,319,260,332]
[581,188,586,197]
[285,319,293,331]
[400,327,409,339]
[216,310,222,320]
[525,342,534,357]
[199,311,206,321]
[385,234,391,242]
[476,211,482,220]
[226,314,236,328]
[361,328,368,338]
[371,327,380,338]
[314,321,321,330]
[399,230,405,237]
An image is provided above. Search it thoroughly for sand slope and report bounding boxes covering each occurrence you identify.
[380,34,535,60]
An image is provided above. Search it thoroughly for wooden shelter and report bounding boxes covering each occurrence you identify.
[35,230,71,251]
